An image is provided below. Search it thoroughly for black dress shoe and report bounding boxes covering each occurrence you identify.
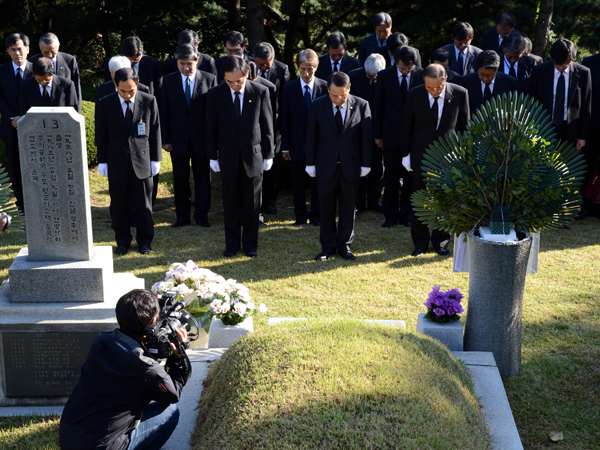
[339,251,356,261]
[262,205,277,215]
[223,250,236,258]
[436,247,451,256]
[196,219,210,227]
[311,219,320,226]
[403,221,412,228]
[292,219,307,226]
[172,219,191,228]
[575,208,588,220]
[412,247,426,257]
[381,220,397,228]
[245,251,258,258]
[315,250,333,261]
[368,203,384,213]
[115,246,128,255]
[139,245,151,255]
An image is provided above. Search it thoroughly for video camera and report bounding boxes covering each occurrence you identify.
[145,290,200,359]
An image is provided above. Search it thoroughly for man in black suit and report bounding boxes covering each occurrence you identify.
[582,36,600,218]
[479,13,526,56]
[281,49,327,226]
[315,32,361,81]
[19,58,78,115]
[500,34,537,93]
[206,56,274,258]
[29,33,82,110]
[528,39,591,218]
[358,12,392,66]
[349,53,386,214]
[95,56,150,102]
[96,68,161,255]
[458,51,516,114]
[429,49,462,83]
[441,22,482,76]
[165,29,217,77]
[400,64,470,257]
[523,37,544,65]
[214,31,254,84]
[373,46,424,228]
[379,32,423,69]
[253,42,291,215]
[0,32,33,213]
[305,72,372,261]
[161,44,217,228]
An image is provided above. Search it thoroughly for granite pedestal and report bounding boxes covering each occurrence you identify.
[416,313,464,351]
[207,316,254,348]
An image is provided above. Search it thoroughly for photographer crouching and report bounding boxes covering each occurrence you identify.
[59,289,192,450]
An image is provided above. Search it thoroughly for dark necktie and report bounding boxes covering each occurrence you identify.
[185,77,191,106]
[333,61,339,73]
[508,63,516,78]
[335,105,343,133]
[370,79,376,98]
[15,68,22,86]
[554,72,565,125]
[431,97,439,129]
[43,87,50,106]
[304,85,312,111]
[379,38,386,47]
[483,83,492,102]
[457,51,464,75]
[234,91,241,120]
[132,63,137,75]
[125,100,133,127]
[400,74,408,101]
[262,71,268,79]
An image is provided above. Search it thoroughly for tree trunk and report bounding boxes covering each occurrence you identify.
[283,0,305,78]
[227,0,241,29]
[246,0,264,55]
[533,0,553,57]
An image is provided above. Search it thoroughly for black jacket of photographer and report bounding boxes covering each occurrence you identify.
[59,328,191,450]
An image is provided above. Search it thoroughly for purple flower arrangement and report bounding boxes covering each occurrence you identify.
[424,286,465,323]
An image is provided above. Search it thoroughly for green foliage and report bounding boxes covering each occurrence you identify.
[0,162,24,230]
[81,100,97,167]
[412,92,587,235]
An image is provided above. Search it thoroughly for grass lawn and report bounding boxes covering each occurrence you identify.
[1,151,599,449]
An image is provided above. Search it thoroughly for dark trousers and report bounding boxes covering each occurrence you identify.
[262,136,281,209]
[108,162,154,248]
[291,158,320,223]
[382,148,413,223]
[411,172,448,250]
[171,142,211,223]
[357,143,384,209]
[151,173,159,205]
[3,140,24,213]
[222,159,262,253]
[318,165,359,253]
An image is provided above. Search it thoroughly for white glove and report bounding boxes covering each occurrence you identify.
[402,155,412,172]
[98,163,108,177]
[210,159,221,173]
[263,158,273,171]
[305,165,316,177]
[151,161,161,176]
[360,167,371,177]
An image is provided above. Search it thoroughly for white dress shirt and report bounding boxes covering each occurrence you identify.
[428,89,446,129]
[332,101,347,125]
[553,67,570,121]
[330,56,343,72]
[119,94,135,116]
[481,78,496,96]
[300,77,315,98]
[39,80,53,97]
[397,68,412,87]
[230,83,246,115]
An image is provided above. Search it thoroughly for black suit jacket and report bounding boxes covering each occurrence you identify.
[315,54,361,81]
[498,54,536,93]
[0,61,33,143]
[30,52,82,107]
[359,33,385,66]
[215,53,254,84]
[582,53,600,138]
[264,60,291,138]
[348,67,377,107]
[373,65,424,148]
[165,53,217,77]
[446,69,462,84]
[94,80,150,103]
[378,46,423,69]
[205,80,274,178]
[305,94,372,182]
[102,55,164,100]
[160,70,217,155]
[96,91,162,180]
[400,83,470,167]
[479,28,526,55]
[19,75,79,115]
[526,61,592,142]
[281,77,328,160]
[440,44,482,76]
[458,71,516,114]
[253,76,278,137]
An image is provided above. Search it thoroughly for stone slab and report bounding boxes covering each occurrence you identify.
[18,107,93,261]
[416,313,464,351]
[268,318,406,328]
[207,316,253,348]
[452,351,523,450]
[8,246,114,303]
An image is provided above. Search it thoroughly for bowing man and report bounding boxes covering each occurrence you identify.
[441,22,482,76]
[305,72,372,261]
[500,33,537,93]
[206,56,274,258]
[358,12,393,66]
[314,32,361,81]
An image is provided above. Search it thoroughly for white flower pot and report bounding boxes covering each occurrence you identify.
[207,316,254,348]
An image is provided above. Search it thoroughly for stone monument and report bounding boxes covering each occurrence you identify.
[0,107,144,406]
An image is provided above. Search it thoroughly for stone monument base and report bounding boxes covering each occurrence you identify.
[8,246,115,303]
[0,272,144,406]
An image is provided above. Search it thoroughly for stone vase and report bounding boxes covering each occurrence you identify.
[416,313,463,351]
[463,230,532,378]
[207,315,254,348]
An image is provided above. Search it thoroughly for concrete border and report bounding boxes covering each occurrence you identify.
[268,317,406,328]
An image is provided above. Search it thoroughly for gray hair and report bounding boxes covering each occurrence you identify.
[365,53,385,76]
[108,55,132,74]
[39,32,59,46]
[253,42,274,60]
[423,64,448,80]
